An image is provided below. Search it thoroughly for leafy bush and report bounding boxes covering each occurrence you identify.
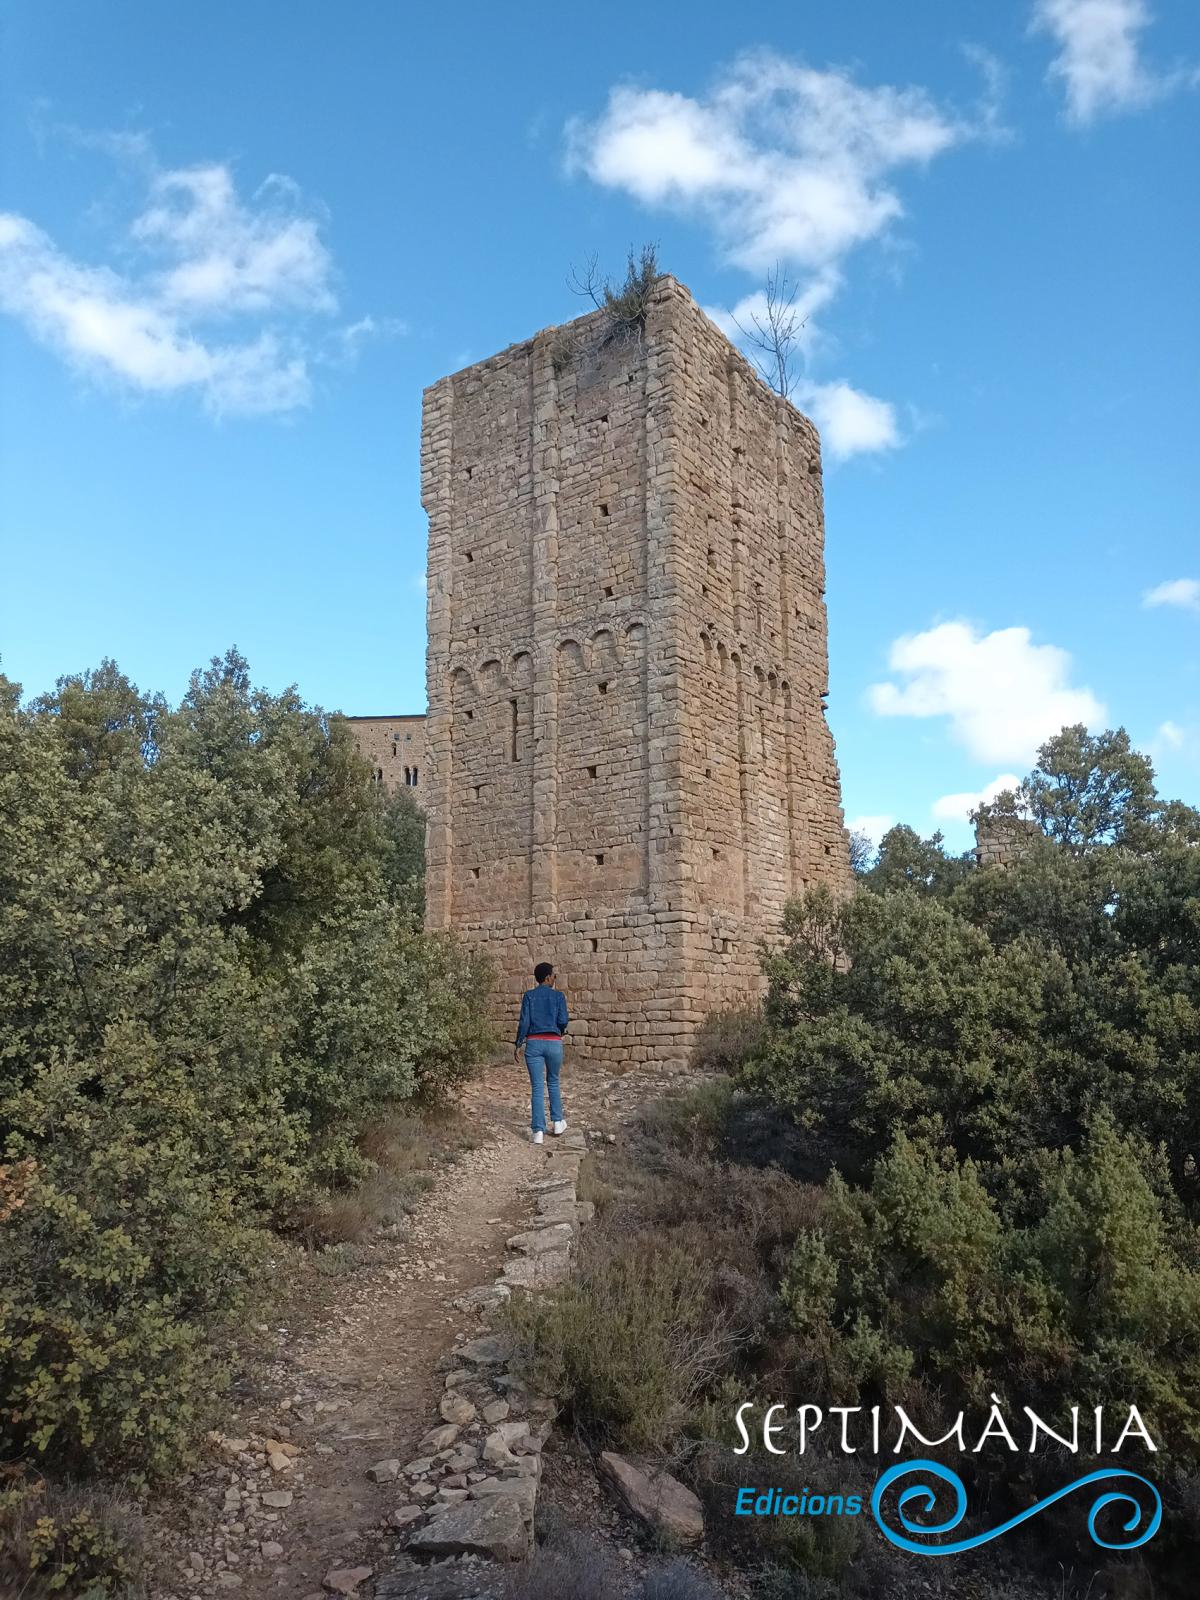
[0,653,492,1494]
[741,728,1200,1584]
[520,726,1200,1596]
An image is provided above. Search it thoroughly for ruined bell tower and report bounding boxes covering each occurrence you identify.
[422,275,849,1067]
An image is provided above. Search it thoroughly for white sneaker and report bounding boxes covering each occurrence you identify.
[551,1120,568,1136]
[531,1130,544,1145]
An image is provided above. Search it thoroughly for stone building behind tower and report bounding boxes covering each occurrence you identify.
[422,275,849,1066]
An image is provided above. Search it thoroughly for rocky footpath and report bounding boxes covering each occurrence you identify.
[376,1127,588,1592]
[146,1063,713,1599]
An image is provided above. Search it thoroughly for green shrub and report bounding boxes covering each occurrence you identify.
[779,1118,1200,1448]
[0,653,491,1501]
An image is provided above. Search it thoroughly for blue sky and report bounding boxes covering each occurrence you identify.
[2,0,1197,849]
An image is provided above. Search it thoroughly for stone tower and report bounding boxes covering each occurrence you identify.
[422,275,849,1067]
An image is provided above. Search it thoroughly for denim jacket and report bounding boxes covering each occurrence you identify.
[514,984,569,1046]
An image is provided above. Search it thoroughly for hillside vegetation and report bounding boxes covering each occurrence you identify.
[0,652,490,1593]
[511,727,1200,1598]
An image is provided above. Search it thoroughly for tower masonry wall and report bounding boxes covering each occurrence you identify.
[422,276,849,1067]
[344,714,426,794]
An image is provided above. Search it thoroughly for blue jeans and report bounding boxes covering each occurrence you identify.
[524,1038,564,1134]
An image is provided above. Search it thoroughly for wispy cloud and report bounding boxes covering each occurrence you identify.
[568,51,998,461]
[1143,576,1200,613]
[131,165,335,317]
[0,138,395,417]
[868,620,1105,765]
[1031,0,1196,124]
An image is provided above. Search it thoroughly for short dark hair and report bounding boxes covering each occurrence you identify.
[533,961,554,984]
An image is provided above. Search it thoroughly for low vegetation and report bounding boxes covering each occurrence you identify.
[570,243,661,345]
[508,726,1200,1598]
[0,651,492,1591]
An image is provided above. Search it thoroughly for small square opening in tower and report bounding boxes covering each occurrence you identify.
[595,852,605,865]
[598,681,608,696]
[587,765,597,779]
[469,867,480,880]
[465,550,474,563]
[599,502,609,517]
[604,585,614,598]
[590,937,599,952]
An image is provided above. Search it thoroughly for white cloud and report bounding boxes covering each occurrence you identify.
[0,146,390,417]
[868,620,1106,765]
[1031,0,1194,123]
[795,379,900,459]
[1155,719,1186,750]
[932,773,1023,824]
[846,813,894,845]
[132,165,335,315]
[568,55,974,274]
[0,212,308,414]
[570,52,990,464]
[1143,577,1200,613]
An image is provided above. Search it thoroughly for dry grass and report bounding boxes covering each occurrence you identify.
[504,1083,823,1464]
[0,1470,145,1599]
[293,1107,472,1248]
[690,1004,766,1074]
[507,1235,744,1455]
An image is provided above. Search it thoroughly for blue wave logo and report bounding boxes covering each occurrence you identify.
[871,1459,1162,1554]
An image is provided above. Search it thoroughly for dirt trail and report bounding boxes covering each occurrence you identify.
[149,1058,597,1600]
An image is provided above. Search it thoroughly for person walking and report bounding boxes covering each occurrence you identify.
[513,961,569,1145]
